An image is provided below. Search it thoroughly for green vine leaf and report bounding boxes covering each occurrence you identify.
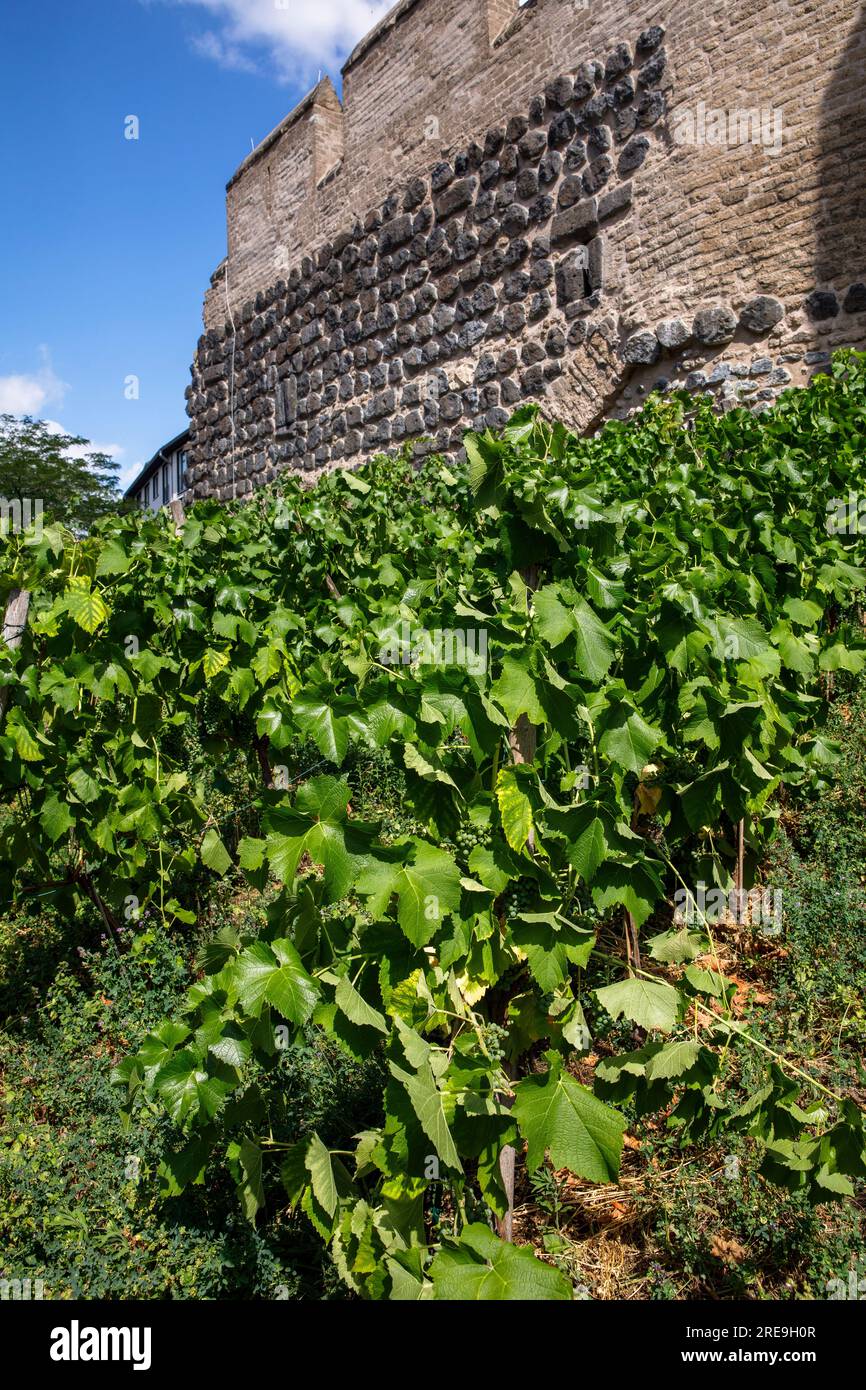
[595,977,681,1033]
[65,580,109,634]
[513,1050,625,1183]
[235,939,318,1025]
[335,974,388,1034]
[496,767,534,852]
[429,1223,572,1301]
[200,828,232,876]
[153,1051,228,1126]
[356,839,461,946]
[389,1061,462,1172]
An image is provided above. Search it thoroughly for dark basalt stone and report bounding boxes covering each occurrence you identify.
[565,139,587,172]
[403,177,427,211]
[624,330,660,364]
[484,126,505,158]
[528,194,554,223]
[587,236,604,292]
[434,178,477,219]
[503,303,526,332]
[656,318,691,350]
[692,305,738,345]
[503,237,530,268]
[521,363,546,394]
[502,270,531,302]
[546,327,567,357]
[805,289,839,319]
[637,25,665,54]
[530,258,554,289]
[495,180,518,213]
[518,129,548,162]
[638,50,667,87]
[545,74,574,109]
[636,91,665,127]
[458,320,487,350]
[588,125,612,154]
[476,353,497,382]
[583,157,613,195]
[434,304,457,333]
[501,377,521,404]
[539,150,562,185]
[618,136,650,174]
[843,282,866,313]
[548,110,576,148]
[453,231,479,261]
[516,168,539,199]
[430,161,453,192]
[475,190,497,221]
[506,114,529,143]
[611,77,635,108]
[555,247,588,305]
[739,295,785,333]
[584,93,611,123]
[503,202,531,236]
[499,143,519,176]
[558,176,584,210]
[604,43,633,81]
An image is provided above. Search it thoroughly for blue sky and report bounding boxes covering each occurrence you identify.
[0,0,390,490]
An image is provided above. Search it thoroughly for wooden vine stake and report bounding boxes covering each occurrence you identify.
[734,817,746,924]
[0,587,31,728]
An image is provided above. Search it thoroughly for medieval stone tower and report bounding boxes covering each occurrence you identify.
[185,0,866,501]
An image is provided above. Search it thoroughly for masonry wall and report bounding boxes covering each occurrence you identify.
[186,0,866,501]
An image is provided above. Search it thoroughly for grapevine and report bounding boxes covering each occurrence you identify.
[1,352,866,1299]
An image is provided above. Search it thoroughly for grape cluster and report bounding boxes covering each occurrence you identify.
[452,821,490,867]
[501,880,535,922]
[480,1021,509,1063]
[197,687,227,741]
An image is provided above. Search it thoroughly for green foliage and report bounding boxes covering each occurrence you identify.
[0,415,122,534]
[2,354,866,1299]
[429,1222,572,1300]
[0,905,385,1299]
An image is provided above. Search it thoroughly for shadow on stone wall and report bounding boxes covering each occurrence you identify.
[815,2,866,294]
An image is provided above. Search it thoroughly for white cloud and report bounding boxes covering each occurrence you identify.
[0,348,68,416]
[152,0,393,82]
[191,29,259,75]
[43,420,124,465]
[120,460,145,490]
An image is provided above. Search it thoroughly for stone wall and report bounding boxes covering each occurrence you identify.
[186,0,866,501]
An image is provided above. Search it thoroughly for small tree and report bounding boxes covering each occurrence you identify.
[0,414,123,534]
